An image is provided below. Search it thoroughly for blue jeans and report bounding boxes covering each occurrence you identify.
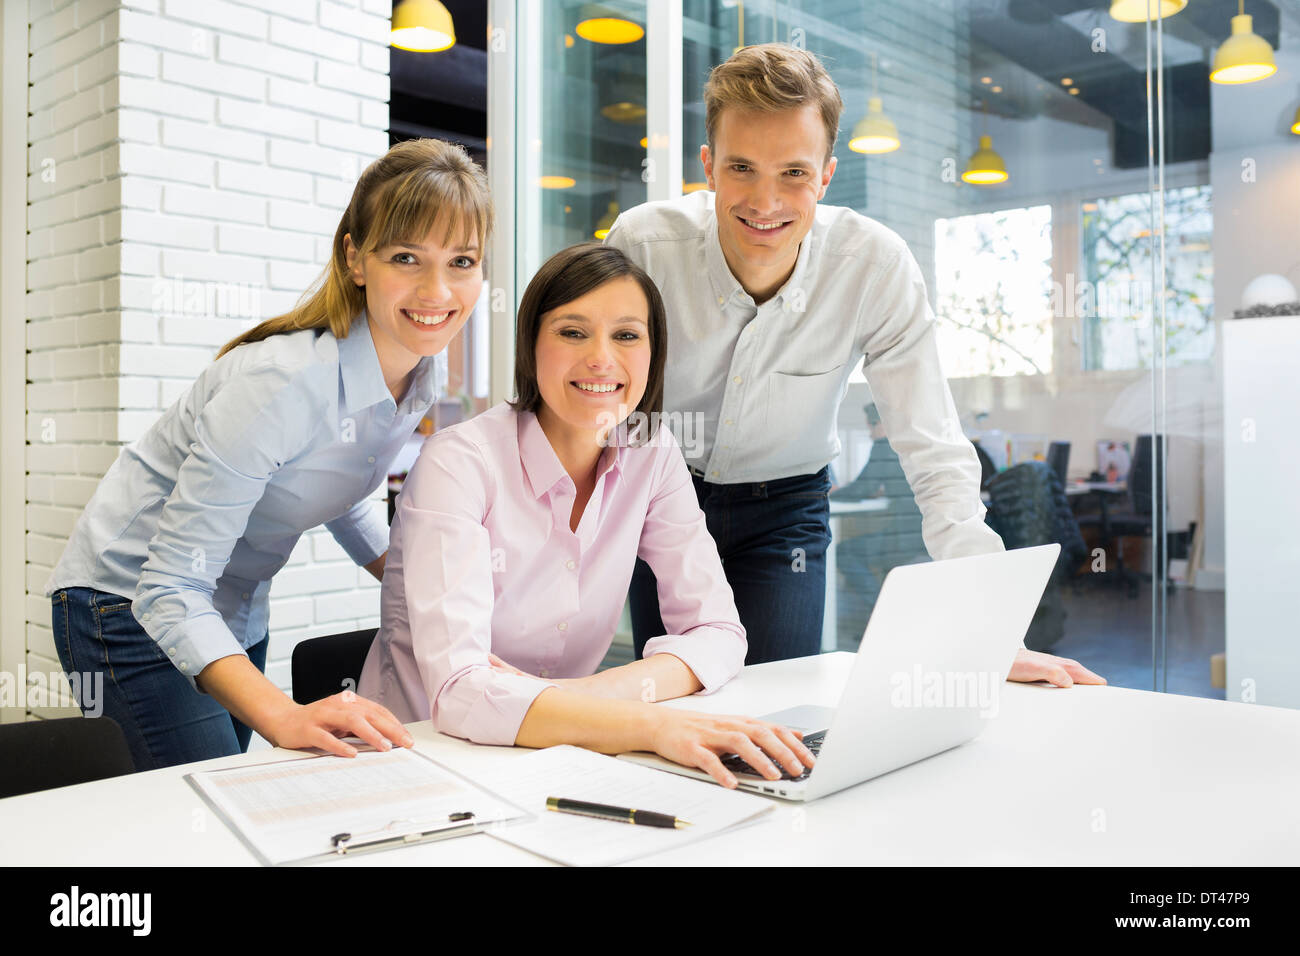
[51,587,269,772]
[630,467,831,665]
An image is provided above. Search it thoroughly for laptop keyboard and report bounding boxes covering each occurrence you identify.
[721,730,825,782]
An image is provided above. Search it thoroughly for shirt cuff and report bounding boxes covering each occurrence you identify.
[142,607,248,692]
[432,667,559,746]
[643,627,746,695]
[328,501,390,567]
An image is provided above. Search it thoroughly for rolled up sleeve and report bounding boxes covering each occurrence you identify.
[397,435,557,745]
[860,247,1005,561]
[134,363,316,690]
[637,431,747,693]
[325,495,389,567]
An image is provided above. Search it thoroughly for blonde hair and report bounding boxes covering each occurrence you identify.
[218,138,493,358]
[703,43,844,166]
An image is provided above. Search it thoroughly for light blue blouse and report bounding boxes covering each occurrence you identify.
[47,314,442,687]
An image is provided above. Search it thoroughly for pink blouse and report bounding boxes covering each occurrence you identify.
[357,402,747,745]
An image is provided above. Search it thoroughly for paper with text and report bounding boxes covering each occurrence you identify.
[187,748,525,865]
[476,745,774,866]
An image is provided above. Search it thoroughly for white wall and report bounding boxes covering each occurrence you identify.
[1201,41,1300,589]
[24,0,393,715]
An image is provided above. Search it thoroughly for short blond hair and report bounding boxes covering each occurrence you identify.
[703,43,844,166]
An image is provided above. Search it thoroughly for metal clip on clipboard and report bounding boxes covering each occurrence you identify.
[330,811,477,855]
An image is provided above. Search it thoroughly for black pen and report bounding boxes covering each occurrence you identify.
[546,796,692,829]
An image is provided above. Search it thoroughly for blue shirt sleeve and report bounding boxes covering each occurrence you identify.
[133,361,321,691]
[324,496,390,567]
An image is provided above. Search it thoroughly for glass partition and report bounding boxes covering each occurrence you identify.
[495,0,1300,704]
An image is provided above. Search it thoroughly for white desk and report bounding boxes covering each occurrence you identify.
[823,498,890,652]
[4,652,1298,866]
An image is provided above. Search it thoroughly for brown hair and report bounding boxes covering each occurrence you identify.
[704,42,844,166]
[217,138,492,357]
[509,243,666,442]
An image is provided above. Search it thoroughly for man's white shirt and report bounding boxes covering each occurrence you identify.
[604,190,1004,561]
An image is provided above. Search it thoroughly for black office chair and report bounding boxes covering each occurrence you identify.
[1107,434,1170,590]
[983,460,1087,651]
[1047,441,1070,486]
[290,628,378,705]
[0,716,135,799]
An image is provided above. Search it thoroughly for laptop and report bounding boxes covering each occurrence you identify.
[619,543,1061,801]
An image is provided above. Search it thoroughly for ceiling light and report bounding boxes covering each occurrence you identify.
[849,53,901,154]
[594,201,619,240]
[576,8,644,44]
[391,0,456,52]
[1109,0,1187,23]
[1211,2,1277,85]
[962,135,1008,185]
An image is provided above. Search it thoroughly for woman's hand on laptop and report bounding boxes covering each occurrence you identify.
[649,711,816,788]
[1007,648,1106,687]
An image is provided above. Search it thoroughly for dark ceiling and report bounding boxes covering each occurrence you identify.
[387,1,1289,171]
[389,0,489,162]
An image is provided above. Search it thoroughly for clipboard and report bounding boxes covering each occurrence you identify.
[186,747,530,866]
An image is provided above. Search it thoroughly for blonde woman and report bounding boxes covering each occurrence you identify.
[47,139,491,771]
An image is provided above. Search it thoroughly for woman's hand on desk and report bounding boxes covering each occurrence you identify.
[199,654,416,757]
[1007,648,1106,688]
[649,711,815,789]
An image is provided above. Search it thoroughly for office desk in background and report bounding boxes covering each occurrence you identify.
[3,652,1297,866]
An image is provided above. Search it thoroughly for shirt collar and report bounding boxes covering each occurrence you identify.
[704,206,817,309]
[518,408,626,501]
[336,313,438,415]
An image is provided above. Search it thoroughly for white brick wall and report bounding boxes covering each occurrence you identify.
[26,0,393,710]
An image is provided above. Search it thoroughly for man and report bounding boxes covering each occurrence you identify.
[606,43,1101,687]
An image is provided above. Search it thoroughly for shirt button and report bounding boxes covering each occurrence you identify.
[565,560,576,570]
[368,456,376,464]
[167,647,176,657]
[711,470,720,477]
[557,621,568,631]
[241,592,249,600]
[732,375,742,384]
[539,669,550,678]
[179,662,189,671]
[717,296,724,305]
[724,419,733,426]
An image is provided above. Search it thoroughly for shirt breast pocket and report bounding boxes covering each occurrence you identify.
[765,364,845,456]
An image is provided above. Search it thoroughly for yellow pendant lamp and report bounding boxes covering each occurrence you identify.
[849,54,900,154]
[1292,105,1300,135]
[1210,1,1277,85]
[391,0,456,52]
[576,6,644,44]
[850,98,901,154]
[1109,0,1186,22]
[594,202,619,240]
[962,135,1009,184]
[962,101,1008,184]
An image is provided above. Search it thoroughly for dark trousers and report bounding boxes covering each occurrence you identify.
[52,587,269,772]
[629,467,831,665]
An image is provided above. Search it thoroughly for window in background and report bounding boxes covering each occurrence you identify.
[933,204,1054,377]
[1080,184,1214,371]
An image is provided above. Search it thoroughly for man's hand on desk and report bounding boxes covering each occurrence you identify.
[1007,648,1106,688]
